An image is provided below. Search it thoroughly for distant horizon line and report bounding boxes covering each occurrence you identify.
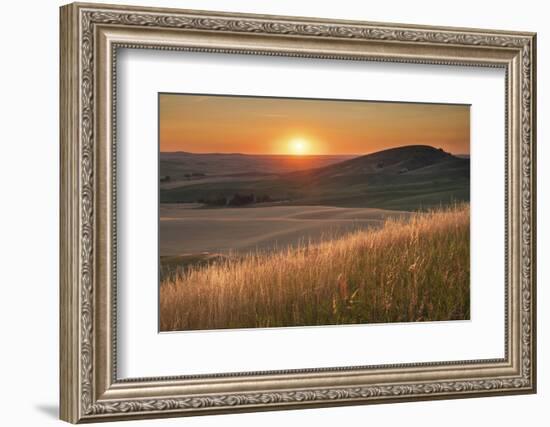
[160,152,471,156]
[161,151,361,156]
[159,146,471,157]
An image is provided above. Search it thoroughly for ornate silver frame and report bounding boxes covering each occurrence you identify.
[60,2,537,423]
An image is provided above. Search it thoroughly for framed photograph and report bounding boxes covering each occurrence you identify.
[60,2,537,423]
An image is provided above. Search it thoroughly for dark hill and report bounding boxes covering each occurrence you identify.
[290,145,459,178]
[160,145,470,211]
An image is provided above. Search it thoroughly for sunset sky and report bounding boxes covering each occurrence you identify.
[159,93,470,155]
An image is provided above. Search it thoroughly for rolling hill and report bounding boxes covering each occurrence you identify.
[160,152,354,179]
[160,145,469,211]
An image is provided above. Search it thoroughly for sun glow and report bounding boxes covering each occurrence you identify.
[289,138,310,155]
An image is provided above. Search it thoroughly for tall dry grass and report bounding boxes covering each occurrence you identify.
[160,204,470,331]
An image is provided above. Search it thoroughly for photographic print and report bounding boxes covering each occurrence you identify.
[159,93,470,332]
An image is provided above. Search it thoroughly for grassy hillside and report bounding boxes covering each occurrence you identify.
[160,146,469,211]
[160,203,470,331]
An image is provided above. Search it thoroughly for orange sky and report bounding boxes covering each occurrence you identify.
[159,93,470,155]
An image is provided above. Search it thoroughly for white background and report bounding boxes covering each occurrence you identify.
[118,50,505,377]
[0,0,546,426]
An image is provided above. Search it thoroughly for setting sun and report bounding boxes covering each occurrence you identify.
[289,138,310,155]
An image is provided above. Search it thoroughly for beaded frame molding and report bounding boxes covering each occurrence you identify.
[60,2,536,423]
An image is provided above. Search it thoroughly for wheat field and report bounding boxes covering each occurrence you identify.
[160,204,470,331]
